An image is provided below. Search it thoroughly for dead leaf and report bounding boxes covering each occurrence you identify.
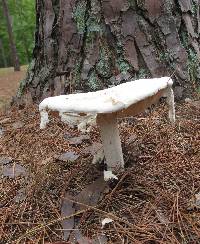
[2,163,27,178]
[93,235,108,244]
[61,193,75,241]
[58,151,79,162]
[62,185,108,243]
[73,230,93,244]
[0,156,12,165]
[64,134,90,145]
[75,177,107,210]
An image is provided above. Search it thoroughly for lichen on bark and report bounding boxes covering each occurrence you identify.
[17,59,36,97]
[72,0,87,34]
[88,70,102,90]
[17,0,200,103]
[96,43,112,78]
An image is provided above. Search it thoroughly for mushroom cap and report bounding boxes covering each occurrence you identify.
[39,77,173,114]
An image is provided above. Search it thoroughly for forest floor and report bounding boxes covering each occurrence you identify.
[0,65,27,112]
[0,94,200,243]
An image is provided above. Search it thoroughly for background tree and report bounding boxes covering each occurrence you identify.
[0,38,7,67]
[1,0,20,71]
[0,0,35,68]
[18,0,200,102]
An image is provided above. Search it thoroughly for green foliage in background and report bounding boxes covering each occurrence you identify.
[0,0,35,67]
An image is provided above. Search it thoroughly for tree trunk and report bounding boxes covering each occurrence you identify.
[0,38,7,67]
[1,0,20,71]
[18,0,200,102]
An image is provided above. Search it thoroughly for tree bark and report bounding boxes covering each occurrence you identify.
[1,0,20,71]
[0,38,7,67]
[18,0,200,102]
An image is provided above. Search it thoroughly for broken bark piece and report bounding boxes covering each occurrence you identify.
[39,77,175,171]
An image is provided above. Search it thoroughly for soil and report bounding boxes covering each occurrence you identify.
[0,99,200,243]
[0,66,27,112]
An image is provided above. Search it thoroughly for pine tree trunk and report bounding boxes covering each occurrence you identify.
[18,0,200,103]
[1,0,20,71]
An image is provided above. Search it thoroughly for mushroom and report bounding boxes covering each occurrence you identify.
[39,77,175,172]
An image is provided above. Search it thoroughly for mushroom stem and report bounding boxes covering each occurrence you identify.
[166,86,175,123]
[97,113,124,171]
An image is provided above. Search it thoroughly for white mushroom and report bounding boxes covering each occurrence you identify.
[39,77,175,172]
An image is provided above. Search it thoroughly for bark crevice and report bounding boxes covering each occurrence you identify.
[17,0,200,103]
